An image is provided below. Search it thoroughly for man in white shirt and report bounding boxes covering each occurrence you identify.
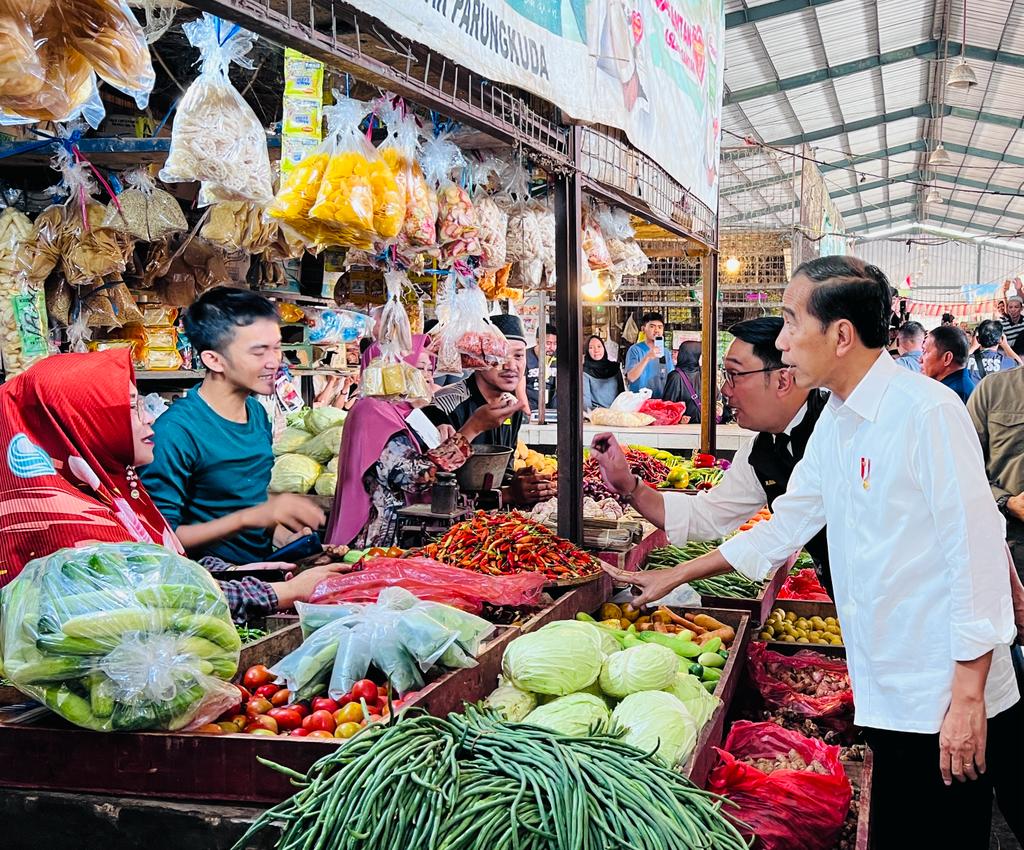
[598,256,1024,847]
[592,316,833,593]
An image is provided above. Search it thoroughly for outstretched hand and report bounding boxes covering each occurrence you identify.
[600,561,687,608]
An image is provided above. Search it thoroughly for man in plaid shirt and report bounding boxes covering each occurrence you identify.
[201,557,344,623]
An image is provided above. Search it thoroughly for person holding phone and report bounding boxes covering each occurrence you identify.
[624,312,668,398]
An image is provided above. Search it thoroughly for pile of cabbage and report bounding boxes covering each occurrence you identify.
[485,620,720,768]
[270,407,346,496]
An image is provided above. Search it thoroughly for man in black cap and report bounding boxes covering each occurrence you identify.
[430,313,556,504]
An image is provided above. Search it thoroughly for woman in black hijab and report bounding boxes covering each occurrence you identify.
[582,335,624,411]
[662,340,703,422]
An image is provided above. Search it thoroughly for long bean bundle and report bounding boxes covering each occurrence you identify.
[646,544,765,599]
[234,707,749,850]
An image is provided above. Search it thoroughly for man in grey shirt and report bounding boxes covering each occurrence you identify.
[894,321,925,372]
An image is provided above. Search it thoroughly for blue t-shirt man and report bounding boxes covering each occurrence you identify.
[624,312,669,399]
[940,368,977,403]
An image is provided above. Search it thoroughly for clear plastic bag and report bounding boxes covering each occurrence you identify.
[359,270,429,403]
[422,134,480,264]
[270,586,493,698]
[438,277,509,371]
[59,0,156,110]
[200,200,277,253]
[0,205,48,375]
[309,555,547,613]
[0,543,241,732]
[582,206,613,271]
[378,102,437,250]
[303,306,373,346]
[103,169,187,242]
[159,14,273,204]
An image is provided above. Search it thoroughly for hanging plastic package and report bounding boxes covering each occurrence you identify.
[442,274,509,370]
[377,101,437,252]
[159,14,273,205]
[303,306,373,347]
[472,158,508,271]
[431,271,463,378]
[582,205,613,270]
[58,0,156,110]
[360,270,429,402]
[0,205,48,375]
[0,543,242,732]
[102,168,187,242]
[0,1,47,99]
[422,133,481,264]
[503,161,543,289]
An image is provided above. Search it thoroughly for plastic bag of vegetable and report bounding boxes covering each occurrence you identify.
[484,680,537,721]
[501,627,604,696]
[611,690,698,767]
[598,643,678,698]
[0,543,241,732]
[304,406,347,435]
[269,453,321,494]
[294,601,362,638]
[746,642,853,721]
[524,692,610,736]
[271,587,493,698]
[296,425,343,463]
[273,426,311,456]
[708,721,852,850]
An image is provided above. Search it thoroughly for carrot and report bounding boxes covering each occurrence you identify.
[695,626,735,646]
[656,606,692,628]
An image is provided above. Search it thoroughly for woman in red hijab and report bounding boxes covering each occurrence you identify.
[0,349,341,620]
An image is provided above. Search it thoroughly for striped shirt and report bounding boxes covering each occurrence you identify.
[1001,316,1024,353]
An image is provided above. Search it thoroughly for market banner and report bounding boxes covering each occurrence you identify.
[347,0,724,209]
[907,299,998,318]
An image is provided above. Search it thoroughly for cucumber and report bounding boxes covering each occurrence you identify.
[41,685,101,729]
[61,608,177,640]
[176,636,226,659]
[170,613,241,653]
[12,656,92,684]
[89,675,116,718]
[697,652,725,669]
[135,584,227,615]
[701,667,722,683]
[36,634,116,656]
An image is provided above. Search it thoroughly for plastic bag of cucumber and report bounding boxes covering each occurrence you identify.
[0,543,241,732]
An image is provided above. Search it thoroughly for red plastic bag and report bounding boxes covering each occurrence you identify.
[746,643,854,720]
[777,568,831,601]
[638,398,687,426]
[708,721,851,850]
[309,556,546,613]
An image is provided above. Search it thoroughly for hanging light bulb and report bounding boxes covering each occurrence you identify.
[929,143,952,167]
[925,188,943,205]
[724,256,742,275]
[948,58,978,90]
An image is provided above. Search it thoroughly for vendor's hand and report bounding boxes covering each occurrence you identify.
[1007,494,1024,523]
[601,562,686,608]
[462,397,521,440]
[270,563,348,610]
[589,433,635,494]
[245,494,326,534]
[509,470,557,504]
[437,424,457,442]
[939,696,987,785]
[240,561,292,572]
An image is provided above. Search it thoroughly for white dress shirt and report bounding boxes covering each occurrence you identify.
[663,404,808,544]
[719,352,1019,733]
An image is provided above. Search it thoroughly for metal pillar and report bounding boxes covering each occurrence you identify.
[700,249,719,456]
[537,290,548,425]
[554,127,584,544]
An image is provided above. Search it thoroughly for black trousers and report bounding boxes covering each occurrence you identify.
[863,694,1024,850]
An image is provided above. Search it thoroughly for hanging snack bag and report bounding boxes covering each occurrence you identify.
[378,102,437,251]
[363,110,405,241]
[422,134,481,264]
[473,157,508,271]
[103,168,187,242]
[582,205,613,271]
[201,201,277,254]
[450,275,509,369]
[0,205,49,375]
[359,270,429,403]
[303,306,373,347]
[431,271,463,378]
[159,14,273,205]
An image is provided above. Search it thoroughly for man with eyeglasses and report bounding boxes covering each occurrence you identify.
[590,316,833,594]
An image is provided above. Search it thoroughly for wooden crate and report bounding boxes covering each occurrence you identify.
[842,749,874,850]
[695,562,788,625]
[518,574,614,633]
[760,599,847,657]
[595,528,668,572]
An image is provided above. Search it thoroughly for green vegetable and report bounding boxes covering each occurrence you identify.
[304,407,346,435]
[689,663,704,677]
[483,682,537,721]
[501,627,604,696]
[523,693,610,736]
[703,680,718,693]
[36,634,116,656]
[40,685,97,728]
[170,612,241,652]
[342,549,367,564]
[61,608,175,640]
[611,690,700,767]
[539,619,619,656]
[314,472,337,496]
[701,667,722,683]
[697,652,725,669]
[274,426,312,456]
[296,425,343,464]
[638,631,702,658]
[270,453,322,494]
[700,636,722,655]
[598,643,679,698]
[664,671,720,728]
[134,584,226,614]
[89,674,116,718]
[12,656,92,684]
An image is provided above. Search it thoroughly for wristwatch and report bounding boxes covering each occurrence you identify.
[998,495,1012,517]
[624,474,644,503]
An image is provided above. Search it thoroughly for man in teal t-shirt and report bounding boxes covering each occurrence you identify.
[142,288,324,564]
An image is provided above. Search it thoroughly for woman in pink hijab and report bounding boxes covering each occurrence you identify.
[326,335,518,548]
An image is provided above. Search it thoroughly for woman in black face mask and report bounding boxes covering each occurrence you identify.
[661,340,703,423]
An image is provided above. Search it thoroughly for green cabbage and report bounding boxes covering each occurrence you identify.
[598,643,678,698]
[501,628,603,696]
[484,682,537,721]
[297,425,344,463]
[270,454,322,494]
[285,408,311,429]
[326,456,338,474]
[524,693,610,736]
[305,407,347,435]
[274,427,312,456]
[538,619,619,656]
[611,690,698,767]
[314,473,337,496]
[664,672,720,729]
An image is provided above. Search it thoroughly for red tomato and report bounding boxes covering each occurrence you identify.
[312,697,339,714]
[350,680,378,703]
[267,707,304,731]
[254,684,280,699]
[292,702,310,717]
[243,665,274,690]
[336,694,353,708]
[289,728,310,737]
[306,730,335,739]
[270,689,292,707]
[246,715,279,735]
[302,709,336,733]
[246,696,273,718]
[196,723,224,735]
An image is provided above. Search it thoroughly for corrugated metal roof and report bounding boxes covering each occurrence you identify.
[724,0,1024,239]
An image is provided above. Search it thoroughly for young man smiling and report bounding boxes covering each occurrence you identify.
[591,316,833,594]
[604,256,1024,847]
[142,288,325,564]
